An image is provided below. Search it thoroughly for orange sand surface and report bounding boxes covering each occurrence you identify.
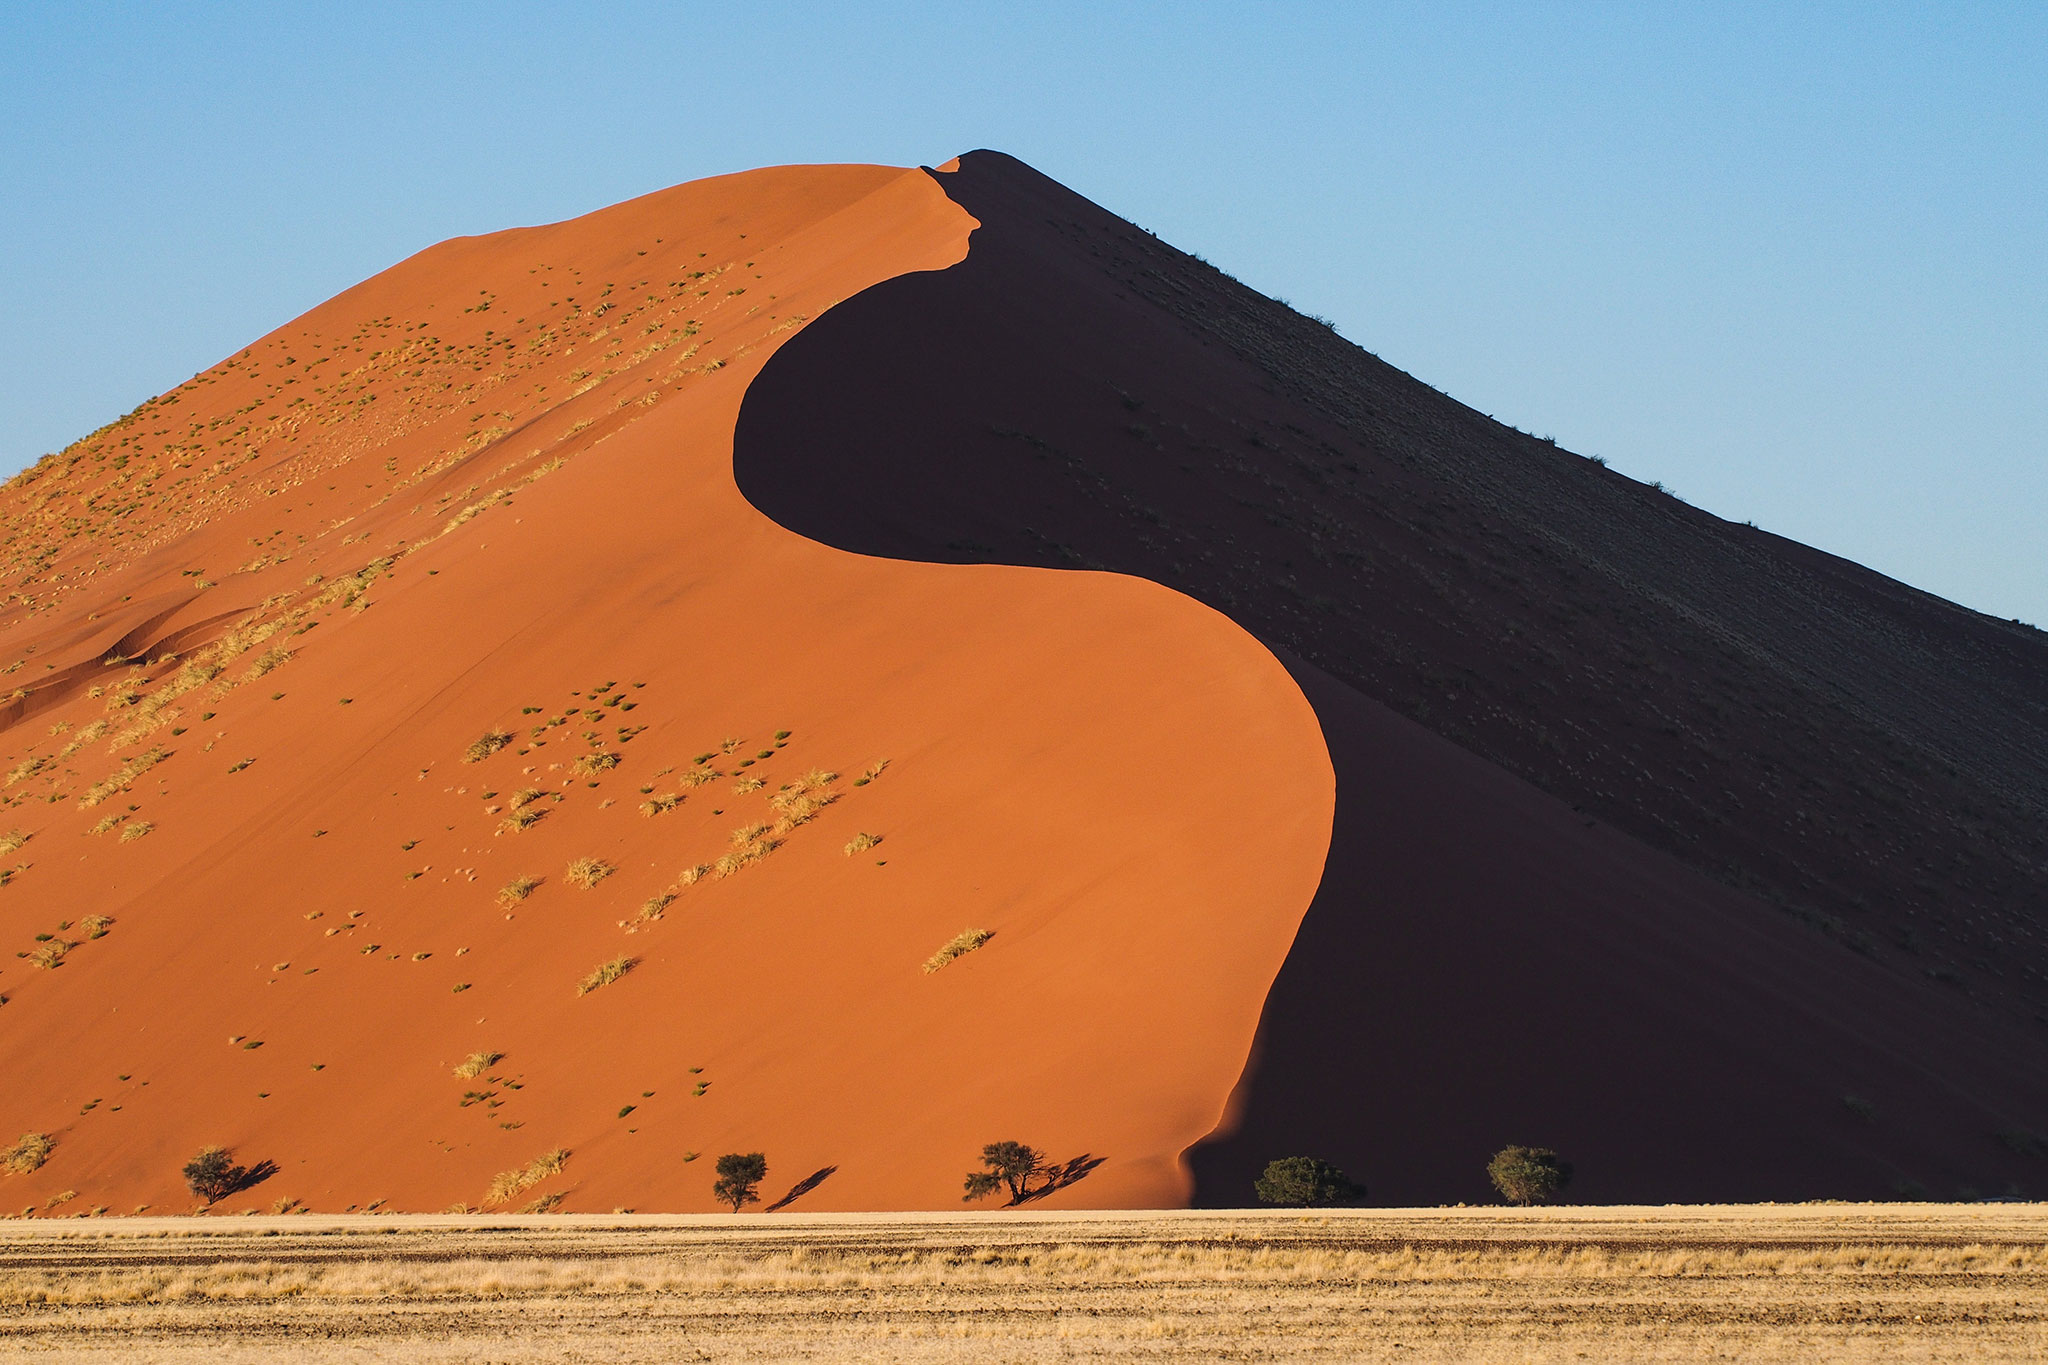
[0,163,1332,1214]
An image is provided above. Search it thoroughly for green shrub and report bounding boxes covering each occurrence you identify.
[1487,1145,1573,1206]
[713,1152,766,1211]
[182,1146,248,1205]
[1254,1156,1363,1206]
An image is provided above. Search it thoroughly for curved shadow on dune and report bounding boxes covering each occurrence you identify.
[732,151,2048,1206]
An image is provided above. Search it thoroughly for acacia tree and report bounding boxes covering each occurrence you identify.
[963,1141,1046,1204]
[1486,1146,1573,1206]
[1254,1156,1364,1207]
[182,1146,248,1206]
[712,1152,767,1212]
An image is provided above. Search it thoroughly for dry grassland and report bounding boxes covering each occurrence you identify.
[0,1204,2041,1362]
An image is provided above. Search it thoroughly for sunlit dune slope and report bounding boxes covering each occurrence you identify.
[0,162,1332,1214]
[736,151,2048,1204]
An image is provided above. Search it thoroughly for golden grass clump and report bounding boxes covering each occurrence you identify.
[677,864,707,887]
[118,821,153,843]
[0,829,29,854]
[463,729,513,763]
[565,857,614,890]
[570,750,621,776]
[484,1147,571,1206]
[78,746,165,809]
[80,915,112,939]
[1,1132,52,1175]
[638,893,674,921]
[639,793,681,817]
[575,956,635,996]
[844,832,881,856]
[241,645,292,682]
[854,759,890,787]
[923,928,992,974]
[498,807,546,835]
[730,775,764,795]
[453,1051,503,1079]
[677,767,716,789]
[29,942,69,970]
[497,875,540,905]
[508,788,544,810]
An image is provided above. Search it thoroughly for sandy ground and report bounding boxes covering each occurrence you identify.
[0,160,1329,1214]
[1,1204,2042,1362]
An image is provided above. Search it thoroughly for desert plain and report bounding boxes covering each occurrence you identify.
[1,1203,2043,1362]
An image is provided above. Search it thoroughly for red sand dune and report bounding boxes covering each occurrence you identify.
[1,151,2042,1215]
[0,163,1329,1214]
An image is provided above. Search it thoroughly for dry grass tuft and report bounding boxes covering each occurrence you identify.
[0,830,29,854]
[497,875,540,905]
[453,1051,503,1078]
[923,928,992,974]
[677,864,707,887]
[498,807,545,835]
[78,746,165,809]
[637,893,674,922]
[118,820,154,843]
[575,955,635,996]
[565,857,614,890]
[484,1147,571,1207]
[463,729,513,763]
[730,775,764,795]
[639,793,682,817]
[1,1132,52,1175]
[843,832,881,856]
[80,915,113,939]
[678,766,717,789]
[507,788,545,810]
[570,750,621,777]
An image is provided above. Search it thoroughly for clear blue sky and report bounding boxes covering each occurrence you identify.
[4,2,2042,622]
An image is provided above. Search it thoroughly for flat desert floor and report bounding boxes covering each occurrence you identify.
[0,1204,2042,1362]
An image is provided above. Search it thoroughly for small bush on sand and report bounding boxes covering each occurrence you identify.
[639,793,681,817]
[712,1152,767,1211]
[453,1051,503,1078]
[844,832,881,856]
[118,821,153,843]
[576,955,635,996]
[570,750,620,777]
[463,729,513,763]
[498,807,545,834]
[565,857,614,889]
[1487,1145,1573,1206]
[0,830,28,854]
[923,928,991,974]
[80,915,112,939]
[1255,1156,1364,1206]
[182,1146,250,1205]
[2,1133,52,1175]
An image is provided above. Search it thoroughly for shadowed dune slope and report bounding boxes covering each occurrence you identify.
[0,162,1333,1213]
[733,151,2048,1204]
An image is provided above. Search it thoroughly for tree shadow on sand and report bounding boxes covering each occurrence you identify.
[1006,1154,1105,1207]
[766,1166,839,1212]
